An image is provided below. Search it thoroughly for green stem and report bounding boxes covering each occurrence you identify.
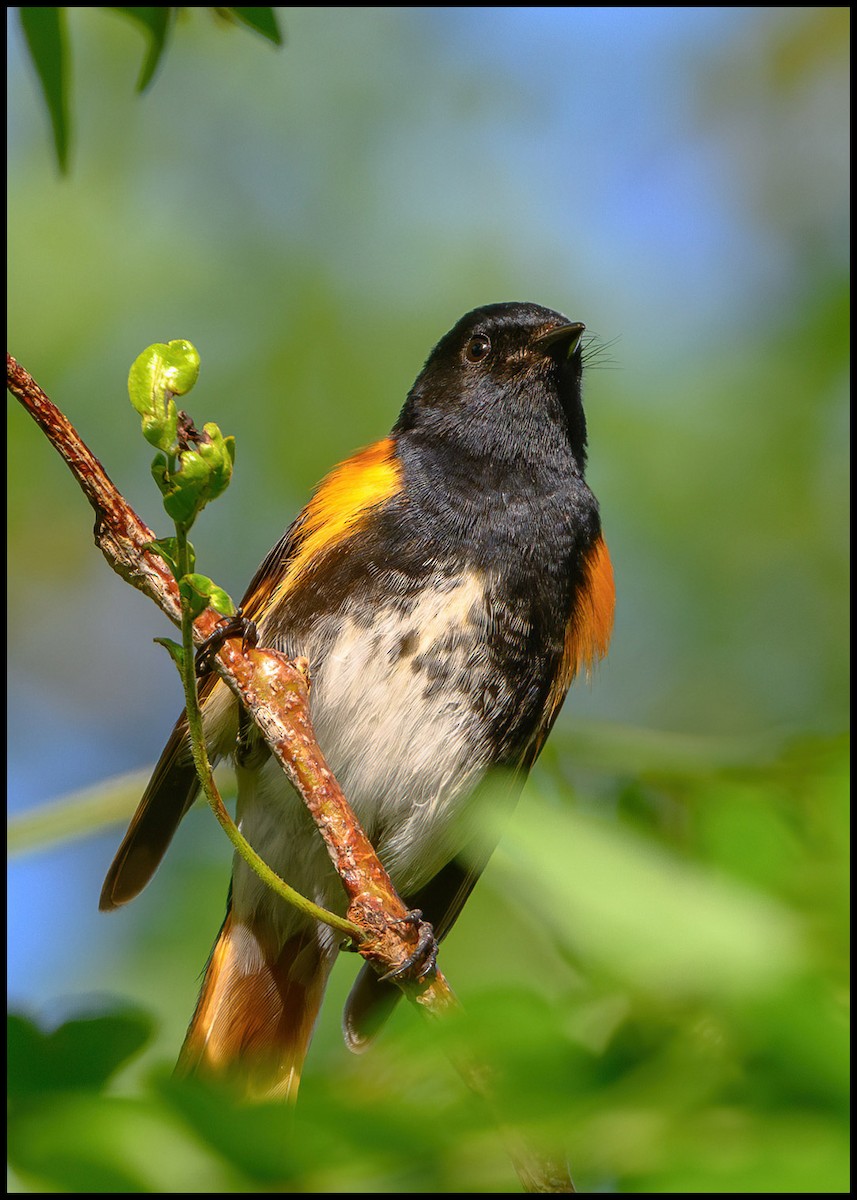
[172,522,361,944]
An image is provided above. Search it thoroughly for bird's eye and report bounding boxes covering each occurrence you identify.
[465,334,492,363]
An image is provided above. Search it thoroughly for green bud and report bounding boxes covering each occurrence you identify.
[179,573,236,621]
[128,339,200,452]
[154,425,235,527]
[196,423,236,504]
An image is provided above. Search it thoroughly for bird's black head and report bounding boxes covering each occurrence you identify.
[394,302,589,470]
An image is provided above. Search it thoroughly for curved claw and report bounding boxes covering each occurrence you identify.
[195,609,259,676]
[378,909,439,984]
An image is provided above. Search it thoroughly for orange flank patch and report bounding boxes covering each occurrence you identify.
[547,534,615,716]
[244,437,402,617]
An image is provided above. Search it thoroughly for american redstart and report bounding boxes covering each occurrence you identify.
[100,302,615,1099]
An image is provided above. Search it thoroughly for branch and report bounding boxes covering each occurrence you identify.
[7,352,442,980]
[7,352,574,1192]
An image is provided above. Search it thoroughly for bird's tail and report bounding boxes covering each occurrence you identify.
[177,908,334,1102]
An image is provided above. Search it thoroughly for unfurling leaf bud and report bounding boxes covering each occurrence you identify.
[128,339,200,452]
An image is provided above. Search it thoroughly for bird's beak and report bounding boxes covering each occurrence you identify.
[533,322,585,358]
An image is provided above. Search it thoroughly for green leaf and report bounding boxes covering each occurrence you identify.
[17,8,283,178]
[157,472,198,526]
[146,536,195,579]
[7,1009,154,1099]
[207,583,236,617]
[150,451,172,496]
[156,452,207,526]
[178,574,214,621]
[19,8,70,172]
[128,339,200,452]
[220,7,284,46]
[154,636,186,671]
[109,7,176,91]
[178,573,235,620]
[131,338,201,405]
[196,422,236,503]
[154,425,235,527]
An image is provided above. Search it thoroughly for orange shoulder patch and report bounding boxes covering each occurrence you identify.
[292,437,402,574]
[245,437,402,617]
[547,533,615,716]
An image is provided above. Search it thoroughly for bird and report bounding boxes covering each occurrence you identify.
[99,301,615,1101]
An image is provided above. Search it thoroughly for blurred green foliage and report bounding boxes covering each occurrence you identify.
[18,6,282,167]
[8,736,849,1192]
[7,6,849,1194]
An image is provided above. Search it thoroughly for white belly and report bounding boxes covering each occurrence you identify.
[232,573,496,937]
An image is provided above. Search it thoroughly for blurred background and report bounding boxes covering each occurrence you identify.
[7,7,849,1193]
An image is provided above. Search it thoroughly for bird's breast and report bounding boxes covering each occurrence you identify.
[302,569,501,893]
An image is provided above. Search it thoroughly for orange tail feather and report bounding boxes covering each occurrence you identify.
[177,911,333,1102]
